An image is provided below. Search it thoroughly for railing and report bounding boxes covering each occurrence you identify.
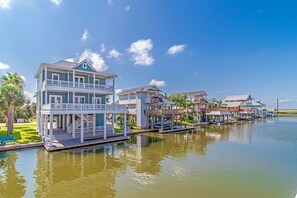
[145,109,184,115]
[44,79,114,91]
[41,103,126,111]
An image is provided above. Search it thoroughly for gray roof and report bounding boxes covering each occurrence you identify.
[172,90,207,97]
[34,59,117,79]
[118,85,162,96]
[224,94,252,101]
[223,101,243,108]
[53,60,77,68]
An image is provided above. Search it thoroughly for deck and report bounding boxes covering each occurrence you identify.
[43,129,130,152]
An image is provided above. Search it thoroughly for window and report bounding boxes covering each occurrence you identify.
[75,96,85,104]
[95,79,100,85]
[75,76,85,83]
[49,95,62,104]
[52,73,59,81]
[82,63,87,69]
[92,97,102,104]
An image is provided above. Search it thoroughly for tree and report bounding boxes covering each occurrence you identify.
[0,73,25,135]
[184,99,195,120]
[169,94,186,109]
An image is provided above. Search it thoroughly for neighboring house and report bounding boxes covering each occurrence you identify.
[35,59,127,147]
[117,85,183,130]
[172,90,208,111]
[223,94,266,119]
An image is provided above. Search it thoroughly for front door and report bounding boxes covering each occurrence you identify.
[75,76,84,88]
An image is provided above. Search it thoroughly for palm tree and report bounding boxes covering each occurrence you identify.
[184,99,195,120]
[0,73,25,135]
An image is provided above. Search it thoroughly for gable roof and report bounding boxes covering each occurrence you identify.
[34,59,117,79]
[118,85,162,96]
[172,90,207,97]
[224,94,252,101]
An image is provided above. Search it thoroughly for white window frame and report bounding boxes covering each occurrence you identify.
[52,73,60,81]
[75,96,85,104]
[92,97,102,104]
[82,63,87,69]
[95,79,100,85]
[75,76,85,84]
[49,95,62,104]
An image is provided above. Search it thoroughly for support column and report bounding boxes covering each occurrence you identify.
[45,115,48,139]
[40,115,44,136]
[62,114,65,130]
[49,114,53,147]
[81,114,84,143]
[93,113,96,136]
[45,90,48,104]
[104,113,107,139]
[124,113,127,136]
[161,115,164,131]
[72,114,75,138]
[112,113,115,133]
[66,114,69,130]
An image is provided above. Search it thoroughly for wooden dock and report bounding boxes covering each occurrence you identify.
[44,135,130,152]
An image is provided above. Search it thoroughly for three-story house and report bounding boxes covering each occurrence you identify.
[35,60,127,148]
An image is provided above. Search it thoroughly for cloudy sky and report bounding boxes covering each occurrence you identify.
[0,0,297,108]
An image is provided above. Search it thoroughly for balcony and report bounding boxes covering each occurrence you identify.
[145,109,184,116]
[42,79,114,93]
[41,103,127,114]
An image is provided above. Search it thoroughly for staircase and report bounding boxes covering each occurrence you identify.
[67,115,94,133]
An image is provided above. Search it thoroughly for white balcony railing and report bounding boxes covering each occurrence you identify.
[42,103,126,112]
[44,79,114,91]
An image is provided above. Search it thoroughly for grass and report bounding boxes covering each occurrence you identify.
[276,114,297,117]
[0,123,41,144]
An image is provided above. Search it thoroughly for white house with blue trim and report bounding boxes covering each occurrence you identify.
[35,59,127,147]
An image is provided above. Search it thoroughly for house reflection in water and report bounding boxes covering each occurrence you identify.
[33,129,244,197]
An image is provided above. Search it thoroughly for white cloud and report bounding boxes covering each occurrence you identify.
[125,5,130,12]
[108,49,122,59]
[101,43,106,52]
[66,58,75,62]
[0,61,10,70]
[107,0,112,5]
[128,39,154,66]
[24,90,36,102]
[0,0,11,9]
[149,79,167,87]
[81,29,89,42]
[167,44,186,55]
[50,0,62,6]
[78,49,108,72]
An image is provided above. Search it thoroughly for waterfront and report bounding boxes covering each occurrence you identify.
[0,118,297,198]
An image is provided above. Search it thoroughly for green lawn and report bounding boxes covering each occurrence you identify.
[0,123,41,144]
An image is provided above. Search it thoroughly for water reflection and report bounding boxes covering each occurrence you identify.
[32,125,251,197]
[1,118,295,198]
[0,152,26,198]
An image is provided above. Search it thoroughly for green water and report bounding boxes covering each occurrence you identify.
[0,118,297,198]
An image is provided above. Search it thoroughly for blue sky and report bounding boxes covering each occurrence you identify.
[0,0,297,108]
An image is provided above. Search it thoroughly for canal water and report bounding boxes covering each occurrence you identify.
[0,118,296,198]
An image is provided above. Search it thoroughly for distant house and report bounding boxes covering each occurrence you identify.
[173,90,208,111]
[117,85,183,130]
[223,94,266,119]
[35,60,127,147]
